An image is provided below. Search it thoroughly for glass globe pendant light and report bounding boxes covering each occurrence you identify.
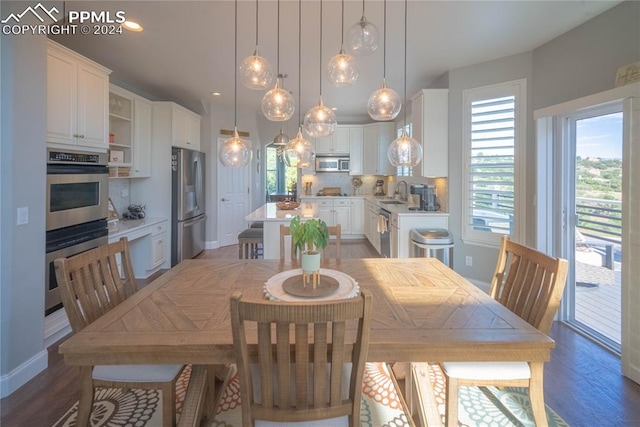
[304,0,337,138]
[346,0,379,56]
[388,0,422,168]
[262,0,295,121]
[239,0,273,90]
[219,0,252,167]
[327,0,358,87]
[285,0,315,169]
[367,0,400,121]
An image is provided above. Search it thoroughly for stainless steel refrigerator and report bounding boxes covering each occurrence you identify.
[171,147,206,266]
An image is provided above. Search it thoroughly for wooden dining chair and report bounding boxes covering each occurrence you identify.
[439,236,568,427]
[54,237,186,427]
[229,290,373,426]
[279,224,341,261]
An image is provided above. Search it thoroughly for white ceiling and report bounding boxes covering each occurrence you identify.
[52,0,620,122]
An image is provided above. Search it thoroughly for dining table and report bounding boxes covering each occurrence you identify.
[59,257,555,427]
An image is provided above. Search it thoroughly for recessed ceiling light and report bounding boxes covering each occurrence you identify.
[331,107,338,111]
[211,92,222,96]
[123,21,143,32]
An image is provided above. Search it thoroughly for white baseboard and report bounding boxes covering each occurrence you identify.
[205,240,219,250]
[465,278,491,293]
[44,309,71,348]
[0,348,48,398]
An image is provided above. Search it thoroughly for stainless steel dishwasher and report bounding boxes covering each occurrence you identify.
[379,208,391,258]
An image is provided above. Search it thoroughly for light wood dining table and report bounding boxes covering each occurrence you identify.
[59,258,555,426]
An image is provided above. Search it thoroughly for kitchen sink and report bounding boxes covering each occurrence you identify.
[379,200,405,205]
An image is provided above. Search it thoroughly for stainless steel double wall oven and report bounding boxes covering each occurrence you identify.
[45,149,109,315]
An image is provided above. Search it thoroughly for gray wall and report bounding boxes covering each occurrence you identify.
[0,25,48,391]
[447,0,640,284]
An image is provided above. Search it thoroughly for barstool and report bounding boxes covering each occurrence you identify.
[238,228,263,259]
[411,228,454,268]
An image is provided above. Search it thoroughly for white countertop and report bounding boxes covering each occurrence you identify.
[108,217,167,239]
[305,195,449,216]
[245,203,320,222]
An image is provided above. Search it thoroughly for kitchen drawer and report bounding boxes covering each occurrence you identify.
[316,199,334,207]
[334,199,351,207]
[151,221,167,236]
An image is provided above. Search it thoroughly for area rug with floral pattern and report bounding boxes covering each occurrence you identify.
[53,363,568,426]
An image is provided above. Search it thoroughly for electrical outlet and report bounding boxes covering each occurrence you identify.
[121,188,129,197]
[17,207,29,225]
[465,256,473,267]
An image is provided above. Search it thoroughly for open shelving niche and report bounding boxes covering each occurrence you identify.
[108,91,133,178]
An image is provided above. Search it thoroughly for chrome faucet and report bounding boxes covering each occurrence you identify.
[397,181,408,202]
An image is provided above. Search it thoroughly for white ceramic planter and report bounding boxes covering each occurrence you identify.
[301,251,321,273]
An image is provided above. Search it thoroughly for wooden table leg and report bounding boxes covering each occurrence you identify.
[528,362,549,427]
[77,366,94,427]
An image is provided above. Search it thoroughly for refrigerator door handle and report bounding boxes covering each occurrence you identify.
[182,214,206,227]
[193,156,200,213]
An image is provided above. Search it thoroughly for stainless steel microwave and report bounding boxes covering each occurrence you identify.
[315,157,349,172]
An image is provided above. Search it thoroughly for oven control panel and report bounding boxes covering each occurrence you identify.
[47,149,107,165]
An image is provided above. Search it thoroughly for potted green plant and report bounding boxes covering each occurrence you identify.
[289,216,329,275]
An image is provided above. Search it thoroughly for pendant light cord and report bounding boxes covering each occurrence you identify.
[362,0,365,16]
[382,0,386,79]
[254,0,259,49]
[298,0,302,126]
[403,0,407,127]
[234,0,238,128]
[276,0,280,75]
[340,0,345,47]
[319,0,323,97]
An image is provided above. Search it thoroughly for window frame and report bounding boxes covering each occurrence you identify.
[461,79,527,247]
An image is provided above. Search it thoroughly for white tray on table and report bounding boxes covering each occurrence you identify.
[264,268,359,302]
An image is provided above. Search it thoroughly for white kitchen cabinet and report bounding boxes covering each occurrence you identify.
[108,85,153,178]
[364,199,381,252]
[334,199,352,234]
[315,127,350,154]
[316,199,335,226]
[411,89,449,177]
[109,219,168,278]
[47,40,111,151]
[131,97,152,177]
[150,225,167,269]
[363,122,396,175]
[171,103,201,150]
[350,198,364,235]
[348,127,364,175]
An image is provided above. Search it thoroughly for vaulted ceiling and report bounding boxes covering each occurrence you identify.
[52,1,620,122]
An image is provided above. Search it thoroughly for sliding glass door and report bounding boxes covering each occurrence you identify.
[561,104,623,353]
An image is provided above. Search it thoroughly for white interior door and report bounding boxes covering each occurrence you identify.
[217,137,251,247]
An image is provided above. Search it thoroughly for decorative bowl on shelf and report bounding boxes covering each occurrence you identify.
[276,201,300,210]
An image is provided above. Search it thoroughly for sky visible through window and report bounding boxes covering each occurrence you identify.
[576,112,622,159]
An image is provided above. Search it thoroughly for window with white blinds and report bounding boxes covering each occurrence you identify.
[462,80,526,246]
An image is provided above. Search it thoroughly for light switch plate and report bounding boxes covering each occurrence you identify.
[17,207,28,225]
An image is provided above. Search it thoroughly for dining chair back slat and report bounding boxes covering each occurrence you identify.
[489,236,569,335]
[55,237,137,333]
[230,290,372,426]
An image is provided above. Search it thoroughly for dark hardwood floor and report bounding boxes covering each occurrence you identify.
[3,240,639,426]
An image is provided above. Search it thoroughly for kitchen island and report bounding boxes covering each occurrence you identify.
[244,202,320,259]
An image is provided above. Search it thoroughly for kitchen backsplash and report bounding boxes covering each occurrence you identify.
[300,173,386,196]
[108,178,131,219]
[299,173,448,212]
